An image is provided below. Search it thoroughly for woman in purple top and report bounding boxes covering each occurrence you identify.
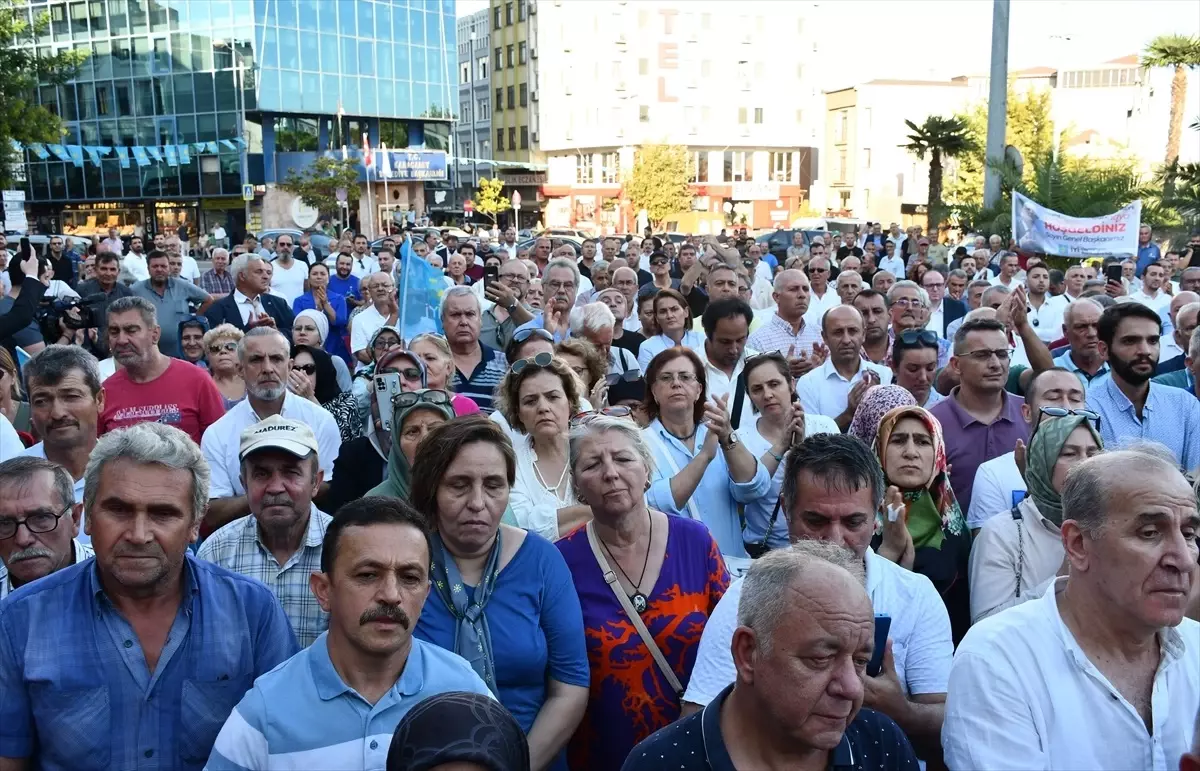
[557,414,729,771]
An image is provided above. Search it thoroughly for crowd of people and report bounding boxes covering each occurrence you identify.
[1,218,1200,771]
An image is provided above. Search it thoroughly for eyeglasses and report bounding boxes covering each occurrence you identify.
[513,327,554,344]
[511,351,554,374]
[896,330,940,347]
[396,367,422,381]
[292,363,317,375]
[545,280,576,292]
[570,405,634,427]
[891,298,925,309]
[655,371,697,385]
[959,348,1012,363]
[373,338,401,351]
[207,341,237,354]
[0,505,70,540]
[393,389,451,409]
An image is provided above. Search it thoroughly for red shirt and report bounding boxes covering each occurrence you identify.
[99,358,225,444]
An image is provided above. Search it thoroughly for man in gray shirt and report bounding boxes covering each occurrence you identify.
[130,250,212,357]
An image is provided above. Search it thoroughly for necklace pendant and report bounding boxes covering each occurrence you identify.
[631,592,648,614]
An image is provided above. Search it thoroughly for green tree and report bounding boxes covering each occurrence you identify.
[625,144,693,231]
[0,1,88,187]
[472,176,511,225]
[901,115,976,230]
[1141,34,1200,166]
[278,156,361,215]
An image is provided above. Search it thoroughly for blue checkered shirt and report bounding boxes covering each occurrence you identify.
[197,505,332,648]
[0,555,298,771]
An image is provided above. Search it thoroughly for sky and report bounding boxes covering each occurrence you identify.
[456,0,1200,87]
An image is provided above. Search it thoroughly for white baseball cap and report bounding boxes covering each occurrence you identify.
[239,415,319,461]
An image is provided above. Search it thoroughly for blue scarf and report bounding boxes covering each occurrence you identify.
[429,530,502,692]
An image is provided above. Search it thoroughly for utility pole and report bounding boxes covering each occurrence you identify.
[983,0,1010,209]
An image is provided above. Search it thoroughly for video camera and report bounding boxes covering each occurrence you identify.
[35,293,107,341]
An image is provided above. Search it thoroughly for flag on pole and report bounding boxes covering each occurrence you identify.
[397,251,446,341]
[362,132,373,171]
[379,142,392,179]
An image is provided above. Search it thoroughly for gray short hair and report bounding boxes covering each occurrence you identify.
[947,269,968,280]
[1190,325,1200,360]
[980,284,1012,308]
[0,456,76,511]
[440,285,481,321]
[568,416,656,493]
[737,541,867,653]
[84,422,210,523]
[24,344,102,396]
[887,280,929,308]
[211,247,230,262]
[569,302,616,336]
[107,295,158,329]
[230,253,252,280]
[1063,298,1103,327]
[237,326,290,363]
[545,257,581,288]
[1062,447,1183,536]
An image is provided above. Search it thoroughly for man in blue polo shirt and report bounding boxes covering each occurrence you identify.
[624,543,918,771]
[206,496,490,771]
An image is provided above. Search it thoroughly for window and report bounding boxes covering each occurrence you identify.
[508,126,516,149]
[835,110,848,143]
[494,7,502,29]
[862,148,871,169]
[600,152,619,183]
[505,2,513,25]
[737,107,747,125]
[638,58,648,75]
[506,85,514,109]
[496,128,504,151]
[519,83,528,107]
[519,0,527,21]
[771,151,793,182]
[494,47,502,70]
[495,87,503,110]
[836,149,847,182]
[477,98,489,119]
[690,151,709,183]
[723,151,751,182]
[754,107,763,124]
[478,58,488,79]
[639,105,649,122]
[461,101,471,123]
[577,154,594,184]
[519,42,527,64]
[520,126,529,149]
[839,191,851,208]
[460,62,470,83]
[506,44,514,67]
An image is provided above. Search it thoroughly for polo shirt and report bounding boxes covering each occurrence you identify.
[928,388,1029,512]
[684,548,952,708]
[450,343,507,414]
[796,357,893,420]
[626,685,919,771]
[200,392,342,500]
[944,577,1199,771]
[1052,349,1109,388]
[205,634,491,771]
[1135,241,1161,276]
[18,441,87,542]
[1086,375,1200,469]
[0,556,298,771]
[349,253,379,279]
[0,539,92,600]
[130,278,210,357]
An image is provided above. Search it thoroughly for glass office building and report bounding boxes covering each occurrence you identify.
[16,0,455,240]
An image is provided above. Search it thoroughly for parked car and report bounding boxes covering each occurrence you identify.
[755,229,814,261]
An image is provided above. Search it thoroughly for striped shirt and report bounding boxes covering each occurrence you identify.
[205,634,491,771]
[451,342,507,414]
[746,312,824,359]
[196,506,332,648]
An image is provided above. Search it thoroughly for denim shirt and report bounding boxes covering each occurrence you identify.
[0,555,298,771]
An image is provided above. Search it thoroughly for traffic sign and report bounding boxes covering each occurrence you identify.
[242,184,254,201]
[511,190,522,210]
[335,187,348,203]
[464,199,474,213]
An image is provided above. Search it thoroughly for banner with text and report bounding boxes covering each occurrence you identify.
[1012,190,1141,258]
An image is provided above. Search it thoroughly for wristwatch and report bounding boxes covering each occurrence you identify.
[719,433,739,451]
[505,298,518,312]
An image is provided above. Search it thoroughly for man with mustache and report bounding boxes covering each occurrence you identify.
[1086,303,1200,468]
[207,496,490,771]
[200,328,341,537]
[0,457,92,600]
[18,346,104,539]
[797,305,892,431]
[198,416,331,647]
[944,449,1200,771]
[0,422,298,771]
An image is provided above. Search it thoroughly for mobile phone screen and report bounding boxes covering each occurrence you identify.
[867,615,892,677]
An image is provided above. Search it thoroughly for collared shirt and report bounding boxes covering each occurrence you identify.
[100,236,125,256]
[479,305,523,351]
[1160,336,1184,363]
[642,419,771,559]
[0,556,298,771]
[968,496,1064,624]
[201,391,342,499]
[1135,241,1162,276]
[696,345,754,427]
[922,388,945,409]
[196,505,332,648]
[636,329,706,372]
[350,253,379,279]
[1053,349,1110,387]
[625,684,918,771]
[205,634,490,771]
[451,343,507,414]
[197,268,235,296]
[514,310,576,344]
[232,289,264,326]
[929,388,1030,510]
[1128,288,1172,316]
[878,254,906,277]
[18,441,87,541]
[0,539,92,600]
[130,278,210,357]
[1027,294,1069,342]
[805,286,841,324]
[966,450,1027,531]
[1086,375,1200,469]
[684,547,953,708]
[796,357,893,420]
[746,312,824,359]
[349,303,396,361]
[944,577,1200,771]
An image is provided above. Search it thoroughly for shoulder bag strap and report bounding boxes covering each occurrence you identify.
[585,522,684,698]
[1010,504,1024,598]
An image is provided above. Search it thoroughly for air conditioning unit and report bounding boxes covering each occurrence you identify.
[531,89,539,101]
[531,46,538,59]
[531,130,539,142]
[529,0,537,13]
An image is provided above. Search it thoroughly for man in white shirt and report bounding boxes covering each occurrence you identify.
[966,367,1089,531]
[348,234,379,278]
[944,449,1200,771]
[268,234,306,305]
[498,226,518,260]
[1160,297,1200,367]
[200,328,341,536]
[611,267,643,333]
[878,240,905,278]
[1129,261,1173,317]
[747,270,826,378]
[797,305,891,429]
[120,235,149,284]
[349,271,398,366]
[683,433,952,763]
[989,252,1022,289]
[1024,262,1069,343]
[697,298,756,427]
[803,256,839,323]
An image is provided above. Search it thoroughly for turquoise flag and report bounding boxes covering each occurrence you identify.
[397,254,445,342]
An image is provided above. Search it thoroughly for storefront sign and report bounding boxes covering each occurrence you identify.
[379,150,447,181]
[731,181,781,201]
[500,173,547,186]
[3,189,26,232]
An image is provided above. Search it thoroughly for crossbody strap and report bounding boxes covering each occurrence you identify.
[1010,505,1024,598]
[585,522,684,697]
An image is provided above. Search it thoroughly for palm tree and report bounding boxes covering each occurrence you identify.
[1141,35,1200,165]
[902,115,976,231]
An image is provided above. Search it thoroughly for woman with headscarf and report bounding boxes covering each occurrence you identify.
[177,315,210,368]
[350,325,405,429]
[367,388,456,499]
[871,404,973,643]
[968,413,1102,624]
[387,691,530,771]
[289,343,362,442]
[293,308,353,392]
[848,384,917,445]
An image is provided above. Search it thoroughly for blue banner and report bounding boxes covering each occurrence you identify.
[48,144,69,162]
[397,253,445,342]
[115,146,130,168]
[383,150,448,181]
[131,146,150,167]
[220,139,237,151]
[85,147,101,167]
[146,146,162,162]
[205,141,219,154]
[65,145,84,167]
[177,145,190,165]
[192,142,207,154]
[164,145,178,166]
[29,143,49,160]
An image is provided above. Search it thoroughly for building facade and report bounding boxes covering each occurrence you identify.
[14,0,456,243]
[455,9,492,203]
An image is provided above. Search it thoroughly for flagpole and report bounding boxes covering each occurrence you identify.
[362,132,376,239]
[381,142,391,236]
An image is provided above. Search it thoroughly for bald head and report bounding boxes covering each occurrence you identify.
[774,268,808,292]
[822,304,863,335]
[1170,291,1200,323]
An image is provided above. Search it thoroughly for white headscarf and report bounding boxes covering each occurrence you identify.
[295,308,329,345]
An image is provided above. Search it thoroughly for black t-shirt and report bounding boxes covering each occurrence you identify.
[836,245,864,261]
[612,329,645,357]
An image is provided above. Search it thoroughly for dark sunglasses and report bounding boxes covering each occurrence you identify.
[513,327,554,344]
[896,330,940,347]
[292,363,317,375]
[207,341,237,354]
[605,369,642,386]
[393,389,451,409]
[570,405,634,427]
[650,258,669,266]
[511,351,554,374]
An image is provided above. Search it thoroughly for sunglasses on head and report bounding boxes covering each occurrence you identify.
[570,405,634,427]
[511,351,554,374]
[1033,406,1101,436]
[896,330,940,347]
[513,327,554,344]
[393,389,451,409]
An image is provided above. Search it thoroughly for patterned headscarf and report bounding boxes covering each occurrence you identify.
[386,691,529,771]
[848,385,917,444]
[874,405,966,547]
[1026,414,1102,526]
